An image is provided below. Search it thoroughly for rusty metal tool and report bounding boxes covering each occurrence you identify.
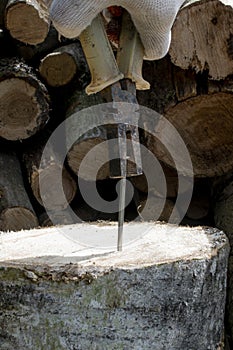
[79,11,150,251]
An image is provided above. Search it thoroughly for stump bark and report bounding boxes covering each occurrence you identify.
[169,0,233,80]
[213,177,233,348]
[0,223,229,350]
[0,151,38,231]
[0,57,50,141]
[214,175,233,246]
[5,0,50,45]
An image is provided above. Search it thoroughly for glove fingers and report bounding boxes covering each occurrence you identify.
[135,24,172,60]
[120,0,184,60]
[49,0,184,60]
[49,0,106,38]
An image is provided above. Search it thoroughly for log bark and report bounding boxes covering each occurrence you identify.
[0,57,50,141]
[214,175,233,246]
[138,57,233,177]
[0,223,229,349]
[0,151,38,231]
[226,254,233,350]
[16,25,62,64]
[213,177,233,348]
[0,0,8,28]
[5,0,50,45]
[39,42,86,87]
[169,0,233,80]
[22,139,77,211]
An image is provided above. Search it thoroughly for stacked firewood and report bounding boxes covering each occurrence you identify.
[1,0,233,346]
[0,1,232,226]
[0,0,233,232]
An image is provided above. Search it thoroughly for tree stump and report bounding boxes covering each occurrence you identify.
[5,0,50,45]
[0,223,229,349]
[0,57,50,141]
[0,151,38,231]
[138,57,233,177]
[39,42,86,87]
[169,0,233,80]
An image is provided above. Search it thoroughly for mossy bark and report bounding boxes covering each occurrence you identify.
[0,224,229,350]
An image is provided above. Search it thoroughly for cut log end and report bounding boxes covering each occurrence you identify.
[168,92,233,176]
[0,78,42,140]
[0,77,48,140]
[0,58,50,141]
[31,164,77,211]
[67,139,109,181]
[39,52,77,87]
[6,2,49,45]
[145,91,233,177]
[0,207,38,231]
[170,0,233,80]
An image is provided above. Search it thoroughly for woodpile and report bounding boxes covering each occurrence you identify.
[0,0,232,229]
[1,0,233,346]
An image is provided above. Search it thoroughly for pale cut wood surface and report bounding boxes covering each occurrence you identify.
[5,0,50,45]
[170,0,233,80]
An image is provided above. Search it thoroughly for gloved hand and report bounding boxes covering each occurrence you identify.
[48,0,185,60]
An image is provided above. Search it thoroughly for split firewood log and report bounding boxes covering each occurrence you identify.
[5,0,50,45]
[0,151,38,231]
[0,57,50,141]
[170,0,233,80]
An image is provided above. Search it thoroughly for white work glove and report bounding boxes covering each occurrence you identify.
[49,0,185,60]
